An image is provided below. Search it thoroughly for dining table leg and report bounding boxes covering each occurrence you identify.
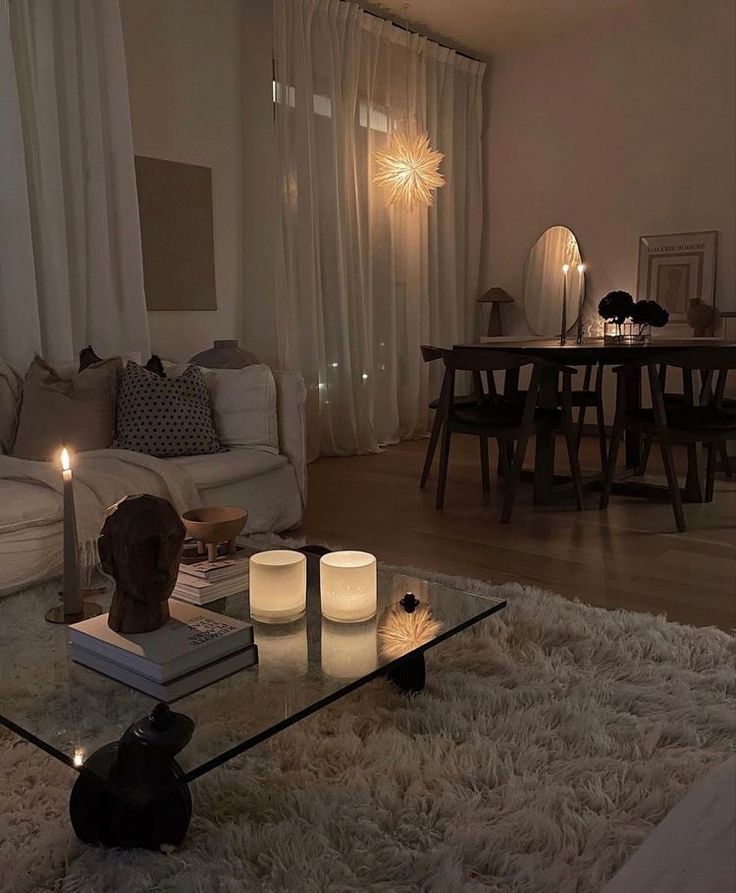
[532,367,559,504]
[624,366,642,468]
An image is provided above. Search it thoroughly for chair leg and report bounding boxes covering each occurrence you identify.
[497,439,510,477]
[637,437,652,476]
[420,409,443,489]
[435,426,452,510]
[718,442,733,478]
[479,435,490,493]
[659,439,686,532]
[562,409,584,511]
[595,400,607,474]
[600,417,624,510]
[685,444,703,502]
[500,436,530,524]
[575,405,587,454]
[705,442,717,502]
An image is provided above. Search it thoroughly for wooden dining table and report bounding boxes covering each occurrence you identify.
[453,337,736,505]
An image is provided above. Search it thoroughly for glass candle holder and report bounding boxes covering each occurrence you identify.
[321,619,377,679]
[249,550,306,624]
[320,551,377,623]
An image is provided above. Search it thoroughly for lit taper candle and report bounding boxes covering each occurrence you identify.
[560,264,570,345]
[576,263,585,344]
[60,447,82,616]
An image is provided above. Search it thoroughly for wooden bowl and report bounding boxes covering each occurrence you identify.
[181,506,247,559]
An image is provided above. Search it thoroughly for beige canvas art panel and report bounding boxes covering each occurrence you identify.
[135,156,217,311]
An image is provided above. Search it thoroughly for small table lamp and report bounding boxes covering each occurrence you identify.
[478,287,514,337]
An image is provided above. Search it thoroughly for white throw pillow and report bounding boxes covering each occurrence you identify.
[164,363,279,454]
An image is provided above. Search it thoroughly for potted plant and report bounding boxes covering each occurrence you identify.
[598,291,669,342]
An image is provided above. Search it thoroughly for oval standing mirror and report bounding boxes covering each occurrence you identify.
[523,226,584,337]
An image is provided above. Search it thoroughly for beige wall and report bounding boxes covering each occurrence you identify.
[121,0,276,363]
[481,0,736,336]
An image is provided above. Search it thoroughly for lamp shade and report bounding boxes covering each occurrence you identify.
[478,287,514,304]
[320,551,377,623]
[249,550,306,624]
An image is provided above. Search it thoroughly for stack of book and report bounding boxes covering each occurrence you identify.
[172,551,250,605]
[70,601,257,701]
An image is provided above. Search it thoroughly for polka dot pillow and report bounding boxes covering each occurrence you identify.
[114,362,226,457]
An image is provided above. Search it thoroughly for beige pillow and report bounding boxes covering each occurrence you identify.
[13,357,121,461]
[0,359,22,454]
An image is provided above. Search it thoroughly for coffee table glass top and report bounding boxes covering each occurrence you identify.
[0,551,505,788]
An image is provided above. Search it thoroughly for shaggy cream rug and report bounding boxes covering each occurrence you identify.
[0,569,733,893]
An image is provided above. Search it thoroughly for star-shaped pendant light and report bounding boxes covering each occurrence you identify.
[373,128,445,208]
[372,5,445,209]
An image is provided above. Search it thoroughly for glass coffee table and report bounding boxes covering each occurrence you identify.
[0,547,505,849]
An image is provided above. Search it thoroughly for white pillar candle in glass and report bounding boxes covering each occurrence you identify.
[320,551,377,623]
[249,550,306,624]
[321,619,377,679]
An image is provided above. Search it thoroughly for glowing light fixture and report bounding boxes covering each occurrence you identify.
[372,6,444,209]
[249,550,306,623]
[320,551,377,623]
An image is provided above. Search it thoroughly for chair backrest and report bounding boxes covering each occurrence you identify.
[420,344,446,363]
[648,348,735,409]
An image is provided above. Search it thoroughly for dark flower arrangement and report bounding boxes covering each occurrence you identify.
[598,291,669,338]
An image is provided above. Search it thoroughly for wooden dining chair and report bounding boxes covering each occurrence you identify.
[573,362,607,472]
[636,362,719,478]
[419,345,497,489]
[434,349,584,523]
[600,348,736,532]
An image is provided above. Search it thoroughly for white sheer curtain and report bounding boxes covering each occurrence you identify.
[274,0,485,458]
[0,0,150,372]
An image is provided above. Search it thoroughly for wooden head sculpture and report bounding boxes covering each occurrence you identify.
[99,494,185,634]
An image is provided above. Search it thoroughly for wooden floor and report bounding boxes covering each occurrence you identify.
[297,436,736,630]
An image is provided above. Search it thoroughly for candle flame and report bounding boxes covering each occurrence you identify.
[562,264,570,274]
[577,263,585,274]
[73,747,85,767]
[60,447,71,471]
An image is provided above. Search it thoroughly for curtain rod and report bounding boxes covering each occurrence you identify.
[359,4,483,63]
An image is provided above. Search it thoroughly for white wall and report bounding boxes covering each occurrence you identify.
[481,0,736,334]
[121,0,275,363]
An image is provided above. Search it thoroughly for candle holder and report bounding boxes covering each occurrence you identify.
[559,264,569,345]
[45,589,104,624]
[46,447,103,624]
[320,551,377,623]
[249,550,306,623]
[576,263,585,344]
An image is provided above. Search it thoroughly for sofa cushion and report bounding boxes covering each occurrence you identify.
[0,360,22,455]
[165,363,279,454]
[169,448,288,491]
[114,362,225,458]
[13,357,121,461]
[0,479,61,533]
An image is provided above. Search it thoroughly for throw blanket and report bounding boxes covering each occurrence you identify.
[0,449,200,581]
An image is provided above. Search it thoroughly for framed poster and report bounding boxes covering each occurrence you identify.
[636,231,717,321]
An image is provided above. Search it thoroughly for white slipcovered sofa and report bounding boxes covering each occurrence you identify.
[0,361,307,596]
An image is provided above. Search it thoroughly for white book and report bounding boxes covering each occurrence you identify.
[173,577,249,601]
[174,573,248,593]
[171,588,236,607]
[179,554,250,581]
[73,643,258,702]
[69,601,254,683]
